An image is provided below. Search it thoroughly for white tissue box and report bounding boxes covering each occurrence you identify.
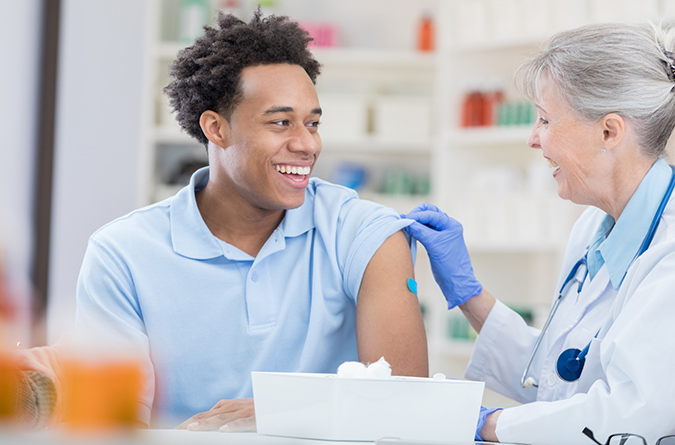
[252,372,484,442]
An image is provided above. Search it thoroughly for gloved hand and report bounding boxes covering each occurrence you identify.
[401,203,482,309]
[475,406,502,441]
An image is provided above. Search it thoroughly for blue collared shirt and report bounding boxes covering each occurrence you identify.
[587,159,673,289]
[75,167,413,426]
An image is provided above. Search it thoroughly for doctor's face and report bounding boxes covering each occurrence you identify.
[527,77,607,206]
[213,63,322,211]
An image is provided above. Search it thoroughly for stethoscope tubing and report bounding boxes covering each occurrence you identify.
[520,294,562,388]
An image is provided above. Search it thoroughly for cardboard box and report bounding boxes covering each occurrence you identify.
[252,372,484,442]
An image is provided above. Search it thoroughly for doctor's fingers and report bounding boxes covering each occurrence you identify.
[405,221,440,245]
[404,202,441,216]
[405,208,456,231]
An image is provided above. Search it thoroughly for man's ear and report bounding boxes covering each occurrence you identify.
[199,110,230,148]
[600,113,625,150]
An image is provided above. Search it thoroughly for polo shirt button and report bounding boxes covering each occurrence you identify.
[251,273,258,282]
[547,373,557,387]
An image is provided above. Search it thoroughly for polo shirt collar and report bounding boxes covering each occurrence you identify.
[278,181,316,238]
[587,159,672,289]
[171,167,316,260]
[170,167,223,260]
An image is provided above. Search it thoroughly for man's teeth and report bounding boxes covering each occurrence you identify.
[275,165,311,175]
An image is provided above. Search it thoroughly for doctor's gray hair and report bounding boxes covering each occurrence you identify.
[517,22,675,158]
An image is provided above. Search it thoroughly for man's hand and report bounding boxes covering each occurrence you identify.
[176,398,256,432]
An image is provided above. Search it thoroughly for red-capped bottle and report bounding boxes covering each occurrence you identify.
[417,13,434,52]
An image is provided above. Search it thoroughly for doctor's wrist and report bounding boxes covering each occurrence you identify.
[478,409,502,442]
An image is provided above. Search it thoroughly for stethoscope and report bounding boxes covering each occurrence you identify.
[520,165,675,389]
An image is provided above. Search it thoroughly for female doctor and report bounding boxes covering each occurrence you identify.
[404,22,675,444]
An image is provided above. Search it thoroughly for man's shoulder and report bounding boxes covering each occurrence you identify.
[303,177,401,229]
[306,177,391,212]
[90,196,174,245]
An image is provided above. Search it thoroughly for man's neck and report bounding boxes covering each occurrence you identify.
[195,183,285,258]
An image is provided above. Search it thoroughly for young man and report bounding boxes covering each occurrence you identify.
[15,10,427,430]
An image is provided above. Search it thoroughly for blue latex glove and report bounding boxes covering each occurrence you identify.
[475,406,502,441]
[401,203,482,309]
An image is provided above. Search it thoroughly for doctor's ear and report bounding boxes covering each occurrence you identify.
[199,110,231,149]
[600,113,625,149]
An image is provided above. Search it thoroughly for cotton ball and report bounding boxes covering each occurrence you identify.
[337,361,367,378]
[365,357,392,379]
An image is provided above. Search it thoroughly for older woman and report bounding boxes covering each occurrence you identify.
[405,22,675,443]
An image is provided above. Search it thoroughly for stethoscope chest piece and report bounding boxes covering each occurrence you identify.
[556,348,586,382]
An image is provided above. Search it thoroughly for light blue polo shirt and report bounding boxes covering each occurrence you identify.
[74,167,413,427]
[587,159,673,288]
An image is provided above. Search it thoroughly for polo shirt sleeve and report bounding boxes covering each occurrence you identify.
[335,196,414,302]
[73,237,155,426]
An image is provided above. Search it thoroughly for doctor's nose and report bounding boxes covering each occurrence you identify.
[527,127,541,150]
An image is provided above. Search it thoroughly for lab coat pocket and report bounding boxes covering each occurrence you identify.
[576,336,605,393]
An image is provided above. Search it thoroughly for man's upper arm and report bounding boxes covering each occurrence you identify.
[355,230,428,377]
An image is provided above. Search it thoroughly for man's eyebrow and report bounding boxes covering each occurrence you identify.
[264,106,322,115]
[264,106,293,115]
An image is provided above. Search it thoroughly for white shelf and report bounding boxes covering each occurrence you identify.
[155,42,438,70]
[446,126,533,146]
[323,136,431,155]
[359,193,430,214]
[447,35,548,54]
[311,47,437,69]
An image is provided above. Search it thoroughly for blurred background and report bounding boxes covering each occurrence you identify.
[2,0,675,409]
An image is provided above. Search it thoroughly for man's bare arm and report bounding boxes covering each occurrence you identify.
[356,230,429,377]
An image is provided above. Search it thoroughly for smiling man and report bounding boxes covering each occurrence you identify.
[14,10,428,431]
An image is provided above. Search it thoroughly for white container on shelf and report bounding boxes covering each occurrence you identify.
[373,95,431,145]
[317,92,369,143]
[252,371,484,442]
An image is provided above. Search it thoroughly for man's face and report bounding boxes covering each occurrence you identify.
[213,63,322,211]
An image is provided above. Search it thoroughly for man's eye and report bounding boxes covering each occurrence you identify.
[272,120,289,126]
[307,121,321,128]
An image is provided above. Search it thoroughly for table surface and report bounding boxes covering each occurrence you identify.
[0,429,501,445]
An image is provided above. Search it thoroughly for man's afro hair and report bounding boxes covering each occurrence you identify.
[164,10,321,146]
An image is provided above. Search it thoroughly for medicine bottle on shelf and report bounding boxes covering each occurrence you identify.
[482,78,505,127]
[417,12,434,52]
[460,81,485,128]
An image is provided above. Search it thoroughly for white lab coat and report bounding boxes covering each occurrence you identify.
[465,197,675,444]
